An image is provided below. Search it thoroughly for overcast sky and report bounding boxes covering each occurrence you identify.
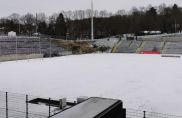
[0,0,181,17]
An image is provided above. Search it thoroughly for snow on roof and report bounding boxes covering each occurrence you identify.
[0,54,182,115]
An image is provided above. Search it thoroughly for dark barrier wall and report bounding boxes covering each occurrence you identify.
[96,101,126,118]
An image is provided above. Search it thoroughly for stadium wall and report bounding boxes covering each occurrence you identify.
[0,54,43,62]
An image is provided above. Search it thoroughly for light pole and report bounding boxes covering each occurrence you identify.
[19,21,21,36]
[15,36,18,61]
[39,37,41,54]
[91,0,94,41]
[0,38,1,56]
[174,18,177,33]
[35,13,38,36]
[66,33,69,55]
[49,38,52,57]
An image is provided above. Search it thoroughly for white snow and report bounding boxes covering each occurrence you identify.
[0,54,182,115]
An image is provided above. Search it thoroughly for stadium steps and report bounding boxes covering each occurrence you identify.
[114,40,131,53]
[115,40,141,53]
[136,41,145,53]
[112,39,124,53]
[161,41,166,53]
[128,41,133,47]
[111,39,122,53]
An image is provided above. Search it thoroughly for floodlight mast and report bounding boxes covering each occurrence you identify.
[36,13,38,35]
[91,0,94,41]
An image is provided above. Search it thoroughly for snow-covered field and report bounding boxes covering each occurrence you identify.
[0,54,182,115]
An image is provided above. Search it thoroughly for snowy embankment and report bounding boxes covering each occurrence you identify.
[0,54,182,115]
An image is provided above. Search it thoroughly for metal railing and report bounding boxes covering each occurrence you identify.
[0,91,61,118]
[0,36,65,59]
[1,91,182,118]
[126,108,182,118]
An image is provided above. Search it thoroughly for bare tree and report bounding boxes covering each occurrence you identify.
[99,10,109,17]
[48,13,58,24]
[116,10,126,16]
[62,10,73,21]
[37,13,47,22]
[85,9,92,18]
[20,13,36,34]
[21,13,35,25]
[73,10,79,20]
[77,10,85,19]
[158,3,167,15]
[108,12,113,17]
[7,13,20,23]
[139,7,146,15]
[94,10,99,17]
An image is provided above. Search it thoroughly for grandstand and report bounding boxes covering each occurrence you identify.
[140,41,163,52]
[2,35,182,57]
[94,38,119,48]
[138,33,182,42]
[116,40,142,53]
[114,39,182,54]
[106,33,182,54]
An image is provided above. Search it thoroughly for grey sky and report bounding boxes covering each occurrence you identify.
[0,0,181,17]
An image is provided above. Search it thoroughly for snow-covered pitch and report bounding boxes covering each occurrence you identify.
[0,54,182,115]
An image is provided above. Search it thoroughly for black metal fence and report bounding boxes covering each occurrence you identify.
[126,108,182,118]
[0,91,61,118]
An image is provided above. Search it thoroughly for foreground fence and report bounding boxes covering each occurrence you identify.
[0,91,61,118]
[126,108,182,118]
[0,91,182,118]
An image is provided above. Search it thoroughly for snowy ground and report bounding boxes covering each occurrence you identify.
[0,54,182,115]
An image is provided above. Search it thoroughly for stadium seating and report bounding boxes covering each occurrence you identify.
[1,36,182,55]
[163,42,182,54]
[116,40,142,53]
[114,40,182,54]
[140,41,162,51]
[0,36,65,56]
[94,38,119,48]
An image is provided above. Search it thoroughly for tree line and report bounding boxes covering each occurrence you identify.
[0,3,182,39]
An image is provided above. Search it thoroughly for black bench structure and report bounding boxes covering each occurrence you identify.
[51,97,126,118]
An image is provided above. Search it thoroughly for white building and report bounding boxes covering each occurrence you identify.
[8,31,16,37]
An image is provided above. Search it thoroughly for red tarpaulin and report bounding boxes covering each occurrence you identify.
[140,51,161,54]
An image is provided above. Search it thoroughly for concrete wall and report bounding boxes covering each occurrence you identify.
[0,54,43,62]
